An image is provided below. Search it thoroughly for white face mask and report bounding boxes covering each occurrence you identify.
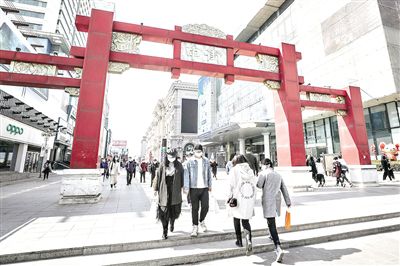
[194,151,203,158]
[167,155,176,163]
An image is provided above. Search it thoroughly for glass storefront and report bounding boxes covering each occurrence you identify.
[0,141,14,170]
[303,101,400,158]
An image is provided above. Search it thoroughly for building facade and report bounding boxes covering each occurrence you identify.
[198,0,400,165]
[145,80,199,161]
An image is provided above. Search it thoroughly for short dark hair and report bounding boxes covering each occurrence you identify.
[235,154,248,164]
[194,144,203,151]
[263,158,273,168]
[246,147,252,152]
[338,155,342,159]
[333,156,338,160]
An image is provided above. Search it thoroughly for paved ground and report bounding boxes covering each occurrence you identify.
[0,169,399,264]
[196,231,400,266]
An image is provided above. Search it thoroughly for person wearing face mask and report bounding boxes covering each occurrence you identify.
[150,158,160,188]
[153,148,184,239]
[257,158,291,263]
[184,144,212,237]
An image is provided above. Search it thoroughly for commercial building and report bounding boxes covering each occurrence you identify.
[144,80,199,161]
[199,0,400,165]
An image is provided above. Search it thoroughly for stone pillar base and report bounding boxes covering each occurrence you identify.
[57,169,103,204]
[348,165,379,187]
[275,166,314,192]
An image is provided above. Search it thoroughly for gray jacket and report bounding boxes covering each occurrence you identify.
[257,169,291,218]
[184,157,212,189]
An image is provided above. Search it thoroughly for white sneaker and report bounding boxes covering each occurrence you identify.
[191,225,198,237]
[275,246,284,263]
[200,221,207,232]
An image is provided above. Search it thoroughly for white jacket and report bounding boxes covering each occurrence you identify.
[229,163,257,219]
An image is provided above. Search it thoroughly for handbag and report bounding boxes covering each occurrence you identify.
[285,209,291,230]
[227,197,237,208]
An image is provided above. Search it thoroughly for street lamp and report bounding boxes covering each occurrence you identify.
[38,130,54,178]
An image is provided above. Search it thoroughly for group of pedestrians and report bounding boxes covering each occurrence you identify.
[152,144,291,263]
[307,154,353,187]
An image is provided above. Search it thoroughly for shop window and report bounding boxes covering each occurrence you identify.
[315,120,325,144]
[306,122,315,144]
[370,105,389,131]
[386,102,400,128]
[330,116,340,153]
[364,109,373,137]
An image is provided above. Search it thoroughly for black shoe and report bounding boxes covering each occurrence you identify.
[162,229,168,239]
[235,240,243,247]
[170,223,174,233]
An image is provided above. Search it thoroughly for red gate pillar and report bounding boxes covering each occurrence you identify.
[337,86,371,165]
[70,8,114,169]
[273,43,306,166]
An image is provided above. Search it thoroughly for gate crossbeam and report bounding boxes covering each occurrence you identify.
[300,100,347,111]
[76,15,302,59]
[0,50,83,71]
[0,72,81,89]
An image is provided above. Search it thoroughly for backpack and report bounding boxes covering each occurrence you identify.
[334,161,342,177]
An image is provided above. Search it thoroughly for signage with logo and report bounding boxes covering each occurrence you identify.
[6,124,24,135]
[112,140,127,147]
[0,114,54,148]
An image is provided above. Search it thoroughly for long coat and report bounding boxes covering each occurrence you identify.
[154,162,184,207]
[229,163,257,219]
[257,168,291,218]
[109,161,120,185]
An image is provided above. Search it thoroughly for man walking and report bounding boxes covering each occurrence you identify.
[140,160,148,183]
[338,155,353,187]
[184,144,212,237]
[125,157,135,185]
[244,147,259,176]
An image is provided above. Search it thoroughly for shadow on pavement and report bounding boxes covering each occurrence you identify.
[253,246,361,265]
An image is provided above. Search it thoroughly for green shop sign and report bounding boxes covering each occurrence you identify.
[6,124,24,135]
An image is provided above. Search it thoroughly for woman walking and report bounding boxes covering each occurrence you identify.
[109,157,120,189]
[228,155,257,255]
[257,158,291,263]
[153,148,184,239]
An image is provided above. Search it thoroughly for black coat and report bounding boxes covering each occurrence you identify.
[244,153,259,175]
[154,162,184,207]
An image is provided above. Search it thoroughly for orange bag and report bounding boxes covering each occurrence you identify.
[285,209,291,230]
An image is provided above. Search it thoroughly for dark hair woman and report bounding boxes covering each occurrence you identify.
[228,153,256,255]
[257,158,291,263]
[153,148,184,239]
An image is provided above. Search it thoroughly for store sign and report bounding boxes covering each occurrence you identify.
[112,140,127,147]
[1,115,53,148]
[6,124,24,135]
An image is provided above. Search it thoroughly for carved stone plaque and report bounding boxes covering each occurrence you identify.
[256,54,279,73]
[181,24,227,66]
[108,62,130,74]
[111,32,142,54]
[65,87,80,97]
[10,61,57,76]
[263,80,281,90]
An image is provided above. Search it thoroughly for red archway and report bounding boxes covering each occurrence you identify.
[0,7,371,169]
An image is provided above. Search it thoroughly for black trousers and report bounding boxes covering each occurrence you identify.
[151,172,156,187]
[189,188,209,225]
[383,170,395,180]
[126,172,133,185]
[233,218,252,241]
[342,172,352,184]
[43,172,49,179]
[267,217,280,248]
[140,172,146,183]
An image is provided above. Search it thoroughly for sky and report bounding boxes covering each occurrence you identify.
[106,0,266,156]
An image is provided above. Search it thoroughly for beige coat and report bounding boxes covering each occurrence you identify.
[257,168,291,218]
[109,161,120,185]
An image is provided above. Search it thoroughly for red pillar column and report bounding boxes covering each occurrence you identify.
[337,86,371,165]
[273,43,306,166]
[70,8,114,169]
